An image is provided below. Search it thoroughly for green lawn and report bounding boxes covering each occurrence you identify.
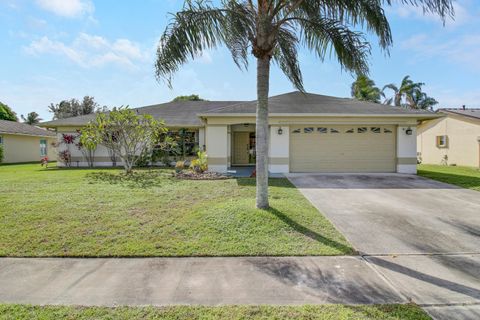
[0,304,431,320]
[418,164,480,191]
[0,164,353,257]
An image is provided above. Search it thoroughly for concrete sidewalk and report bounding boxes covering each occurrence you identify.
[2,255,480,319]
[0,256,403,306]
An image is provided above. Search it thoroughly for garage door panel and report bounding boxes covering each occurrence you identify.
[290,125,396,173]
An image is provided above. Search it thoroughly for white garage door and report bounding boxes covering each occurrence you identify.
[290,125,396,173]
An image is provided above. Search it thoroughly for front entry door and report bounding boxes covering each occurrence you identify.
[233,132,250,165]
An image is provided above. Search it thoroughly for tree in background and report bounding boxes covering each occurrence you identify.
[410,90,438,110]
[382,75,423,107]
[48,96,106,120]
[0,102,18,121]
[383,75,437,110]
[172,94,205,102]
[351,75,382,103]
[21,112,42,125]
[155,0,453,209]
[81,107,168,174]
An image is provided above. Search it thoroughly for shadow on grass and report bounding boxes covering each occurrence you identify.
[418,170,480,191]
[235,178,296,188]
[268,207,354,254]
[85,170,174,188]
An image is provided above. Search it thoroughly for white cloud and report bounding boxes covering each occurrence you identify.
[389,1,470,27]
[25,33,148,70]
[401,33,480,71]
[35,0,94,18]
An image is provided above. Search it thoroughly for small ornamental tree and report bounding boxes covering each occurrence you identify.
[78,127,100,168]
[82,107,168,174]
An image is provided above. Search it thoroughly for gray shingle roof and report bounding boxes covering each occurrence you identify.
[203,91,437,116]
[440,108,480,120]
[40,91,438,129]
[0,120,56,137]
[40,100,242,128]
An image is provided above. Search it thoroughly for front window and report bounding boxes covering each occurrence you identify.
[40,139,47,156]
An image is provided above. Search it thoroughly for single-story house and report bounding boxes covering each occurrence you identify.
[41,91,438,174]
[417,108,480,167]
[0,119,56,163]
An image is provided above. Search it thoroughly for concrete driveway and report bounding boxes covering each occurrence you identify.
[288,173,480,319]
[287,173,480,255]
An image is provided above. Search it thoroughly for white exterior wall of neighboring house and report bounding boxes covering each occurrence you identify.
[205,125,229,172]
[396,126,418,174]
[269,125,289,173]
[417,114,480,167]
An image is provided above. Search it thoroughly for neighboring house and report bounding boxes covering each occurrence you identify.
[40,91,438,174]
[0,119,56,163]
[417,108,480,168]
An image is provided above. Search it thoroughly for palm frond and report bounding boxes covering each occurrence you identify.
[284,0,393,51]
[294,16,371,75]
[383,0,454,22]
[272,24,304,91]
[382,83,398,93]
[155,0,253,87]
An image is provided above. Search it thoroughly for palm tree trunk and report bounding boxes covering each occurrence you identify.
[256,55,270,209]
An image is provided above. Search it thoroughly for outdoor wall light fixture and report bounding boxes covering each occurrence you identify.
[278,127,283,135]
[405,127,413,135]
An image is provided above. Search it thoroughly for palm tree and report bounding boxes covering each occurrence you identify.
[351,75,382,103]
[382,75,424,107]
[21,112,42,125]
[411,90,438,110]
[155,0,453,209]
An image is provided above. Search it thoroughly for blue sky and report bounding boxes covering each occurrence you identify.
[1,0,479,121]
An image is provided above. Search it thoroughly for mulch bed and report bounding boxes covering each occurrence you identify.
[174,171,231,180]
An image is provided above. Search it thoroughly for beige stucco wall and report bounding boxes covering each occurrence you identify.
[205,125,228,172]
[269,125,289,173]
[417,115,480,167]
[0,134,56,163]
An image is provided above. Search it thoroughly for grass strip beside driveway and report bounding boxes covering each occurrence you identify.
[418,164,480,191]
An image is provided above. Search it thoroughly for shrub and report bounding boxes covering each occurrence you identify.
[58,150,71,167]
[0,144,3,163]
[175,160,185,173]
[40,156,48,168]
[189,151,208,173]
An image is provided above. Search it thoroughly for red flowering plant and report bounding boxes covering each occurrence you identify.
[58,150,71,166]
[62,134,76,144]
[52,133,78,167]
[40,156,49,168]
